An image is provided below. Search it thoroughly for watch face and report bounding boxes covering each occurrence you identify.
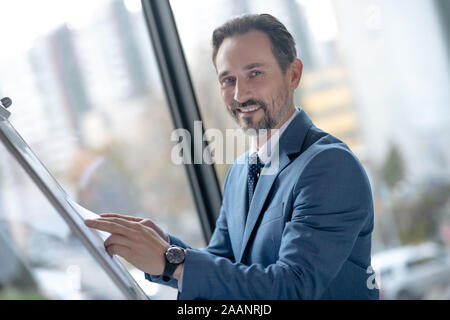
[166,246,185,264]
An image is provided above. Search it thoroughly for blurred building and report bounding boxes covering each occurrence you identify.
[74,0,151,111]
[0,49,76,174]
[332,0,450,183]
[0,0,161,170]
[301,66,360,149]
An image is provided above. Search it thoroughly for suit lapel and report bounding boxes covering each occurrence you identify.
[238,150,291,262]
[230,156,249,260]
[237,107,313,262]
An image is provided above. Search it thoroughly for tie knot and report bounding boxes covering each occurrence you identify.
[248,153,264,177]
[247,153,264,210]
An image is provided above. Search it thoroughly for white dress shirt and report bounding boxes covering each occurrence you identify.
[249,107,300,164]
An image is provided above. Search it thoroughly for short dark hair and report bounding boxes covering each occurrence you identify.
[212,14,297,73]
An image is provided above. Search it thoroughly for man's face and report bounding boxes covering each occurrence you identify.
[215,30,296,135]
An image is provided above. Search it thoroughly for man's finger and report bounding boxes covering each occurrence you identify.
[99,213,142,222]
[85,219,136,236]
[94,217,141,230]
[99,214,167,240]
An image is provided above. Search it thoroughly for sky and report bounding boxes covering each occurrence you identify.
[297,0,338,41]
[0,0,129,61]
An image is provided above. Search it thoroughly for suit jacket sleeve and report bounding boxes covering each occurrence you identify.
[194,164,236,262]
[178,147,373,299]
[144,166,235,288]
[144,234,192,289]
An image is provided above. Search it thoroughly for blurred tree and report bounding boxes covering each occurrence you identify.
[394,184,450,244]
[381,144,405,189]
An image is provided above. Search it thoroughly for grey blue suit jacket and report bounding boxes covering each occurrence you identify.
[146,107,379,300]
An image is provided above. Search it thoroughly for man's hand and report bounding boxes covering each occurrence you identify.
[99,213,169,242]
[85,214,170,276]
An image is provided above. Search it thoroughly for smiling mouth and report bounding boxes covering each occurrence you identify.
[237,105,261,114]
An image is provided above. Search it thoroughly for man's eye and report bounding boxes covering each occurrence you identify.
[222,77,235,85]
[250,70,261,77]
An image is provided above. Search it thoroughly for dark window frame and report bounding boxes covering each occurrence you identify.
[141,0,222,243]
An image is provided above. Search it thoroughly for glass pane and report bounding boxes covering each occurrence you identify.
[171,0,450,299]
[0,0,204,300]
[0,149,125,299]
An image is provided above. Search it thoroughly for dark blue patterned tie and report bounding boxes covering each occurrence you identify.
[247,152,264,210]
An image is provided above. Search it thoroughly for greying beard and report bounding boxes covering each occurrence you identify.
[239,96,291,136]
[242,109,277,136]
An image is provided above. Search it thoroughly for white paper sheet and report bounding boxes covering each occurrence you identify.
[66,198,111,241]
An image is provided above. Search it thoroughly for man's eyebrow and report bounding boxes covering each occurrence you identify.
[218,63,266,79]
[243,63,265,70]
[218,70,230,79]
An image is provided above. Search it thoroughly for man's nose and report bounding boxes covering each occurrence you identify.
[233,78,252,103]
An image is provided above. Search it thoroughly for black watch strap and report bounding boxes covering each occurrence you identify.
[162,262,178,282]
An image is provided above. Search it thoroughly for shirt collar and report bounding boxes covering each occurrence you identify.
[249,108,300,164]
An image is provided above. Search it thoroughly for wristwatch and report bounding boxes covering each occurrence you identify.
[162,245,186,282]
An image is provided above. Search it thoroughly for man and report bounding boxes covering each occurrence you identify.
[85,14,379,300]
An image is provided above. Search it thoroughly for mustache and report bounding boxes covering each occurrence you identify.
[231,99,267,111]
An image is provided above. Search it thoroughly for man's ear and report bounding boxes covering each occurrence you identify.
[288,58,303,90]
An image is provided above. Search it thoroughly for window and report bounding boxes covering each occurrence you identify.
[0,0,204,299]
